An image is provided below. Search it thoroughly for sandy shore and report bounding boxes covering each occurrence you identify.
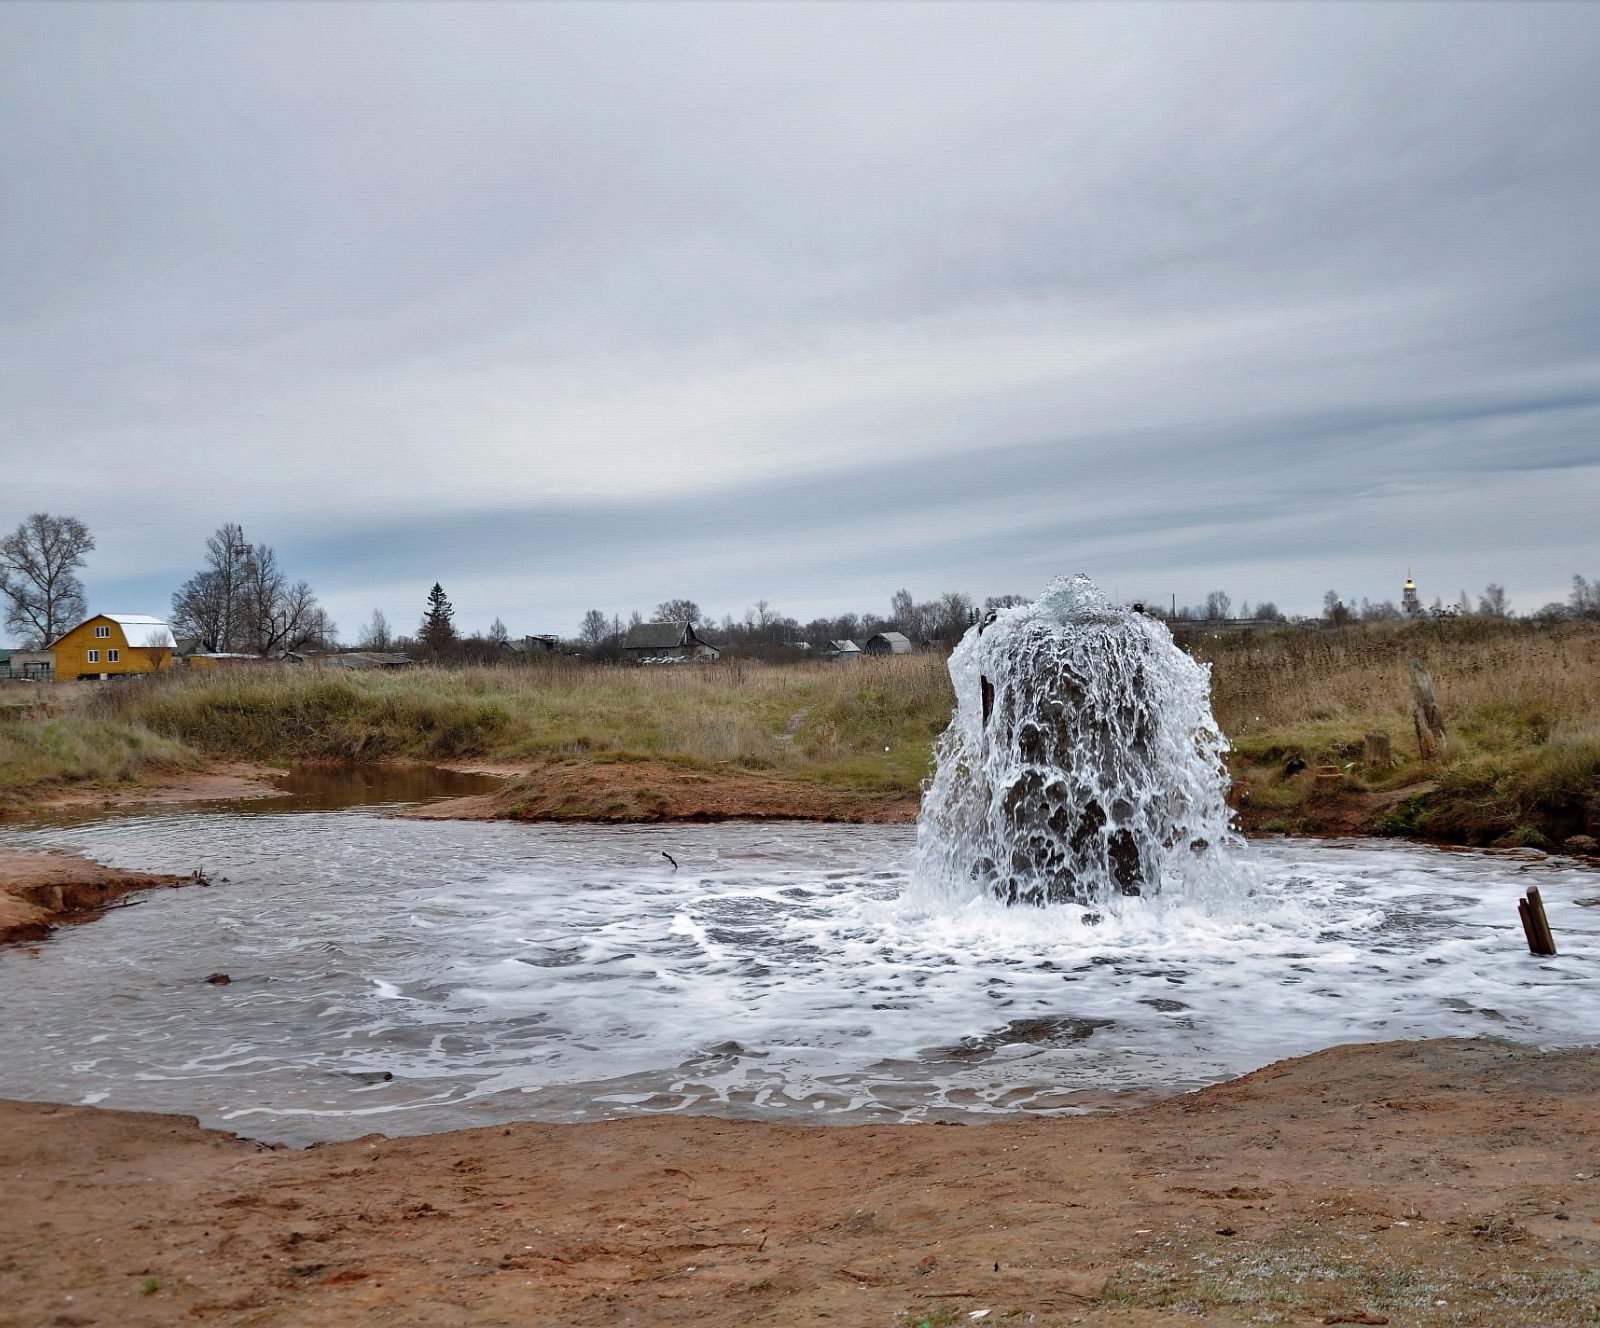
[0,763,284,946]
[19,760,285,814]
[0,846,195,947]
[1,1038,1596,1326]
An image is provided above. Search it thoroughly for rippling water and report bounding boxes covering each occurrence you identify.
[1,803,1596,1144]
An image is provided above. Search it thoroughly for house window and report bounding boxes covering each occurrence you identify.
[95,625,110,638]
[108,649,120,662]
[87,649,100,663]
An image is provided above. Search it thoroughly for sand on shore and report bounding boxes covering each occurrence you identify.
[0,846,194,947]
[1,1038,1596,1327]
[0,764,285,945]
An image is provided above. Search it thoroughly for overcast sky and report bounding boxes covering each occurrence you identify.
[4,1,1598,639]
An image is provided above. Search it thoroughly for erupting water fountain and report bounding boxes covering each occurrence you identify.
[916,575,1239,906]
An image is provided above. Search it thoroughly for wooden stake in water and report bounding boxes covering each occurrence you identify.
[1521,886,1558,956]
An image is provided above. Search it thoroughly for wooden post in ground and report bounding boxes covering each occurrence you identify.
[1525,886,1558,956]
[1364,732,1392,768]
[1410,660,1447,762]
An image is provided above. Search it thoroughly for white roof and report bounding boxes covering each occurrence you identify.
[103,614,177,648]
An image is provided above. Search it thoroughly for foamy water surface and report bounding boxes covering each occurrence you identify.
[0,804,1595,1144]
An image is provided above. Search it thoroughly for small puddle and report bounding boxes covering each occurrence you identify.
[261,764,508,812]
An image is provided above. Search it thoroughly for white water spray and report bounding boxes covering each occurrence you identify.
[915,575,1240,907]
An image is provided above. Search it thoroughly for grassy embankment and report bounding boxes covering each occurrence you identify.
[0,685,201,809]
[3,620,1597,844]
[1188,617,1600,845]
[0,655,954,815]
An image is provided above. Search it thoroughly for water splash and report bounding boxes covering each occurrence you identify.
[914,574,1239,908]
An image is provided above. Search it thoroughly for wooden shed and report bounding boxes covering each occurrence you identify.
[863,631,912,657]
[621,621,721,664]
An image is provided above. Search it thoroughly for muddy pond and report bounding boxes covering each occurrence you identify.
[1,768,1596,1144]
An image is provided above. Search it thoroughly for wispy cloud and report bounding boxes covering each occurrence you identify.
[4,2,1598,636]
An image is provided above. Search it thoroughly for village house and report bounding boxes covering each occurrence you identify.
[0,648,55,681]
[621,621,722,664]
[509,634,562,656]
[863,631,912,657]
[48,614,177,680]
[185,652,262,671]
[827,639,862,661]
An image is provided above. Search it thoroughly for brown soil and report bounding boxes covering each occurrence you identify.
[1233,782,1439,838]
[22,761,283,814]
[0,847,191,947]
[410,758,920,824]
[2,1038,1597,1327]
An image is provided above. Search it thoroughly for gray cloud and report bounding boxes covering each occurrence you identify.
[4,2,1599,638]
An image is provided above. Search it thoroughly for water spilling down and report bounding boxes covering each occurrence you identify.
[916,574,1239,907]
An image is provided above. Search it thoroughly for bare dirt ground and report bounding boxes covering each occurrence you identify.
[0,765,281,945]
[1,1039,1596,1328]
[27,761,283,814]
[412,757,920,825]
[0,846,192,947]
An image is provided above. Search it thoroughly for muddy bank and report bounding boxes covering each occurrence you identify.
[0,847,192,947]
[9,760,283,819]
[1,1038,1596,1326]
[411,757,919,824]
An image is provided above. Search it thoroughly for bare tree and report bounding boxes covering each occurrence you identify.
[1477,584,1510,618]
[653,598,701,624]
[300,605,338,651]
[0,512,95,646]
[929,590,976,642]
[889,588,916,632]
[170,523,250,650]
[237,543,288,654]
[488,617,510,647]
[1204,590,1232,621]
[170,525,326,654]
[359,609,393,650]
[578,609,610,650]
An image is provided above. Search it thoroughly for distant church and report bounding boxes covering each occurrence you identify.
[1402,570,1424,618]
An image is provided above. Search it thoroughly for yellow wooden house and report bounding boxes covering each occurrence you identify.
[49,614,178,680]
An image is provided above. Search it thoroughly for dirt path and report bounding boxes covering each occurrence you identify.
[2,1038,1596,1327]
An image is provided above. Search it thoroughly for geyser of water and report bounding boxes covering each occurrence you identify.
[915,574,1239,907]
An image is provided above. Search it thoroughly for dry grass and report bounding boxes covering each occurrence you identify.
[1190,619,1600,843]
[0,709,200,806]
[88,654,956,797]
[7,622,1599,843]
